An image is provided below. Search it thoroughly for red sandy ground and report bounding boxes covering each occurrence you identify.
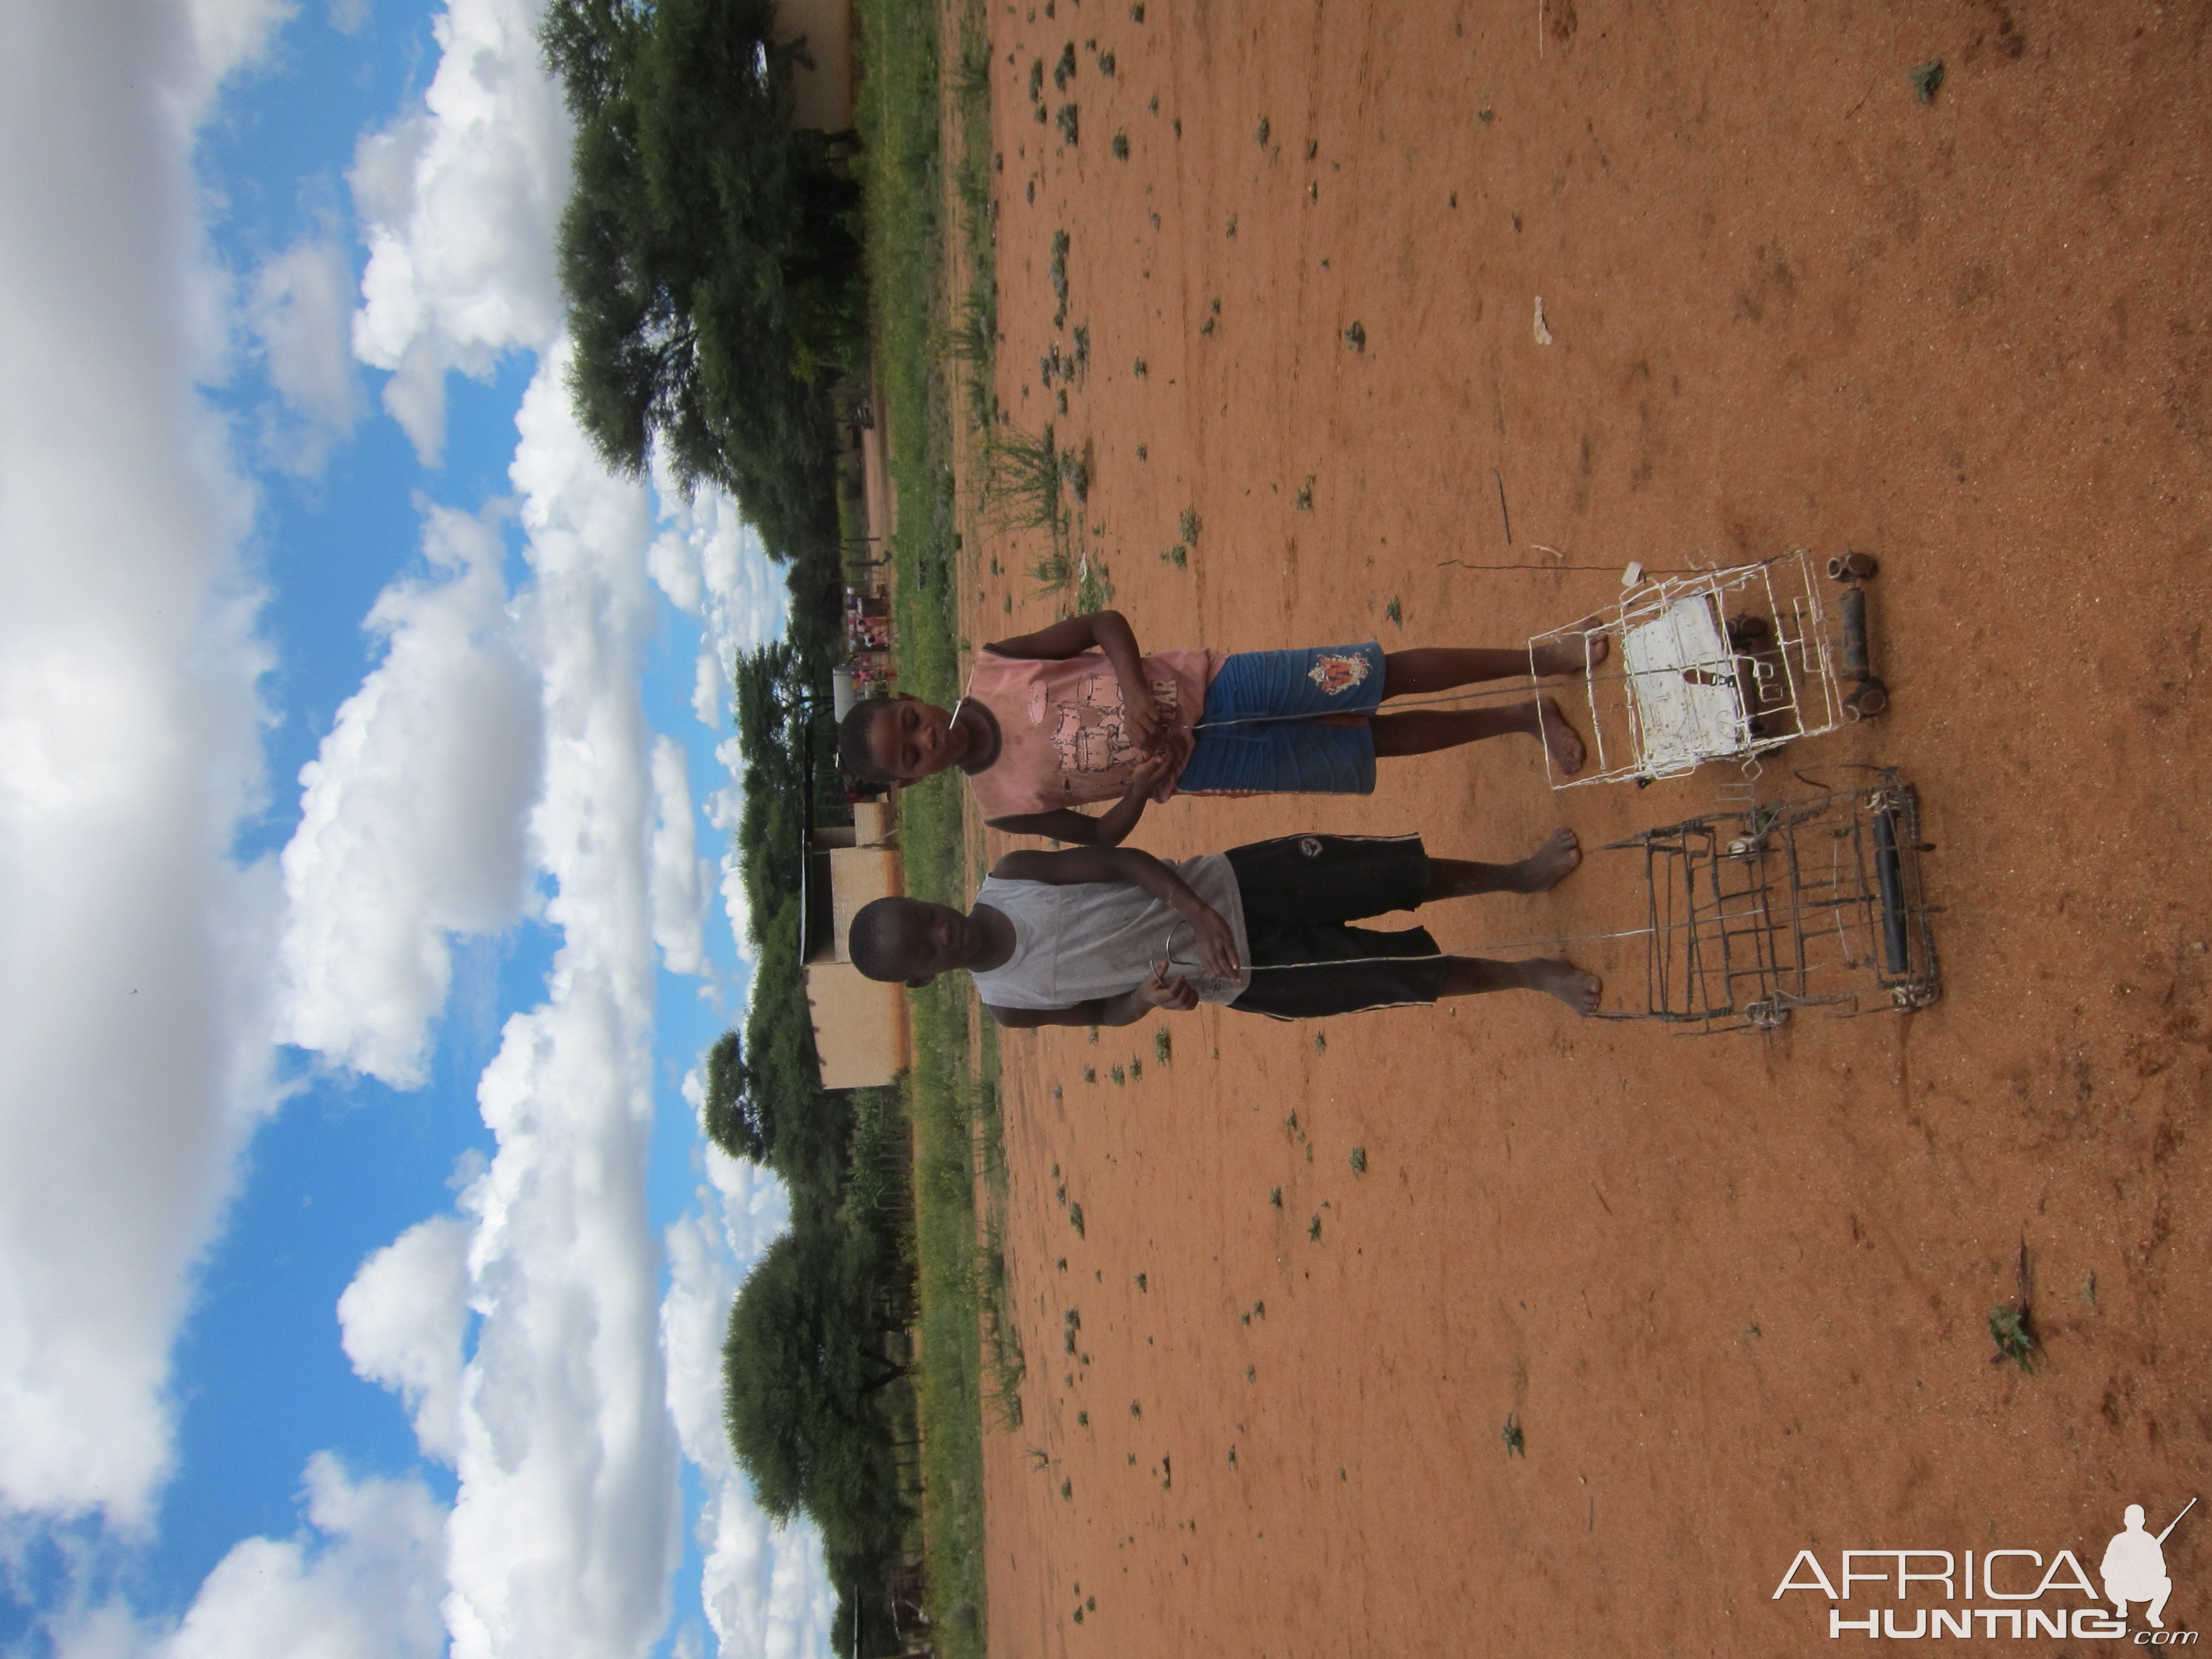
[945,3,2212,1652]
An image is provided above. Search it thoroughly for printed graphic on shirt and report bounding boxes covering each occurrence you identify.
[1028,672,1181,779]
[1306,651,1372,696]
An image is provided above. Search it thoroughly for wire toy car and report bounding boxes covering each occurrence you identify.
[1529,549,1886,789]
[1601,766,1941,1033]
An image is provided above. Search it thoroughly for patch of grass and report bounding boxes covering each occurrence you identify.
[1349,1146,1367,1174]
[1048,228,1070,328]
[1178,506,1202,543]
[1385,595,1403,628]
[1112,130,1130,159]
[1055,102,1081,146]
[1269,1187,1282,1208]
[1160,543,1186,568]
[1255,116,1270,146]
[1502,1414,1526,1456]
[1988,1305,2036,1371]
[945,293,997,434]
[1294,474,1315,511]
[985,422,1067,537]
[1070,1201,1085,1236]
[954,25,992,102]
[1074,554,1113,613]
[859,0,1013,1646]
[1098,50,1116,76]
[1911,58,1945,103]
[1153,1028,1172,1064]
[1307,1214,1323,1242]
[1343,320,1366,352]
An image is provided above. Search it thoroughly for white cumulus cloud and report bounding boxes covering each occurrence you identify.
[158,1454,449,1659]
[276,500,541,1087]
[349,0,570,461]
[182,0,298,114]
[338,1216,474,1463]
[425,356,675,1659]
[0,0,288,1528]
[247,235,362,472]
[660,1142,833,1659]
[649,737,708,977]
[47,1454,450,1659]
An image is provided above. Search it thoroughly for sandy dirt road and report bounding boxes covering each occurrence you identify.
[944,3,2212,1652]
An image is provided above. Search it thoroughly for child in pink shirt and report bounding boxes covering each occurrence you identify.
[836,610,1601,844]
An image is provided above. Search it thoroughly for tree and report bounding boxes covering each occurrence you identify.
[702,1030,770,1162]
[539,0,861,568]
[722,1226,908,1554]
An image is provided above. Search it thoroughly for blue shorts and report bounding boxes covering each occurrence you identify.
[1176,642,1386,795]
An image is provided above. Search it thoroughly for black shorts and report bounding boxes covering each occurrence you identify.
[1223,833,1446,1019]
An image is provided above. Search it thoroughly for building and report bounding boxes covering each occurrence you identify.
[773,0,854,132]
[801,799,910,1088]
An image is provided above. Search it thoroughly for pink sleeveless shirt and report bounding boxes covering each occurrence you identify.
[964,648,1225,818]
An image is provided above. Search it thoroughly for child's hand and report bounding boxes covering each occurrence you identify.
[1143,727,1192,796]
[1121,682,1167,751]
[1137,964,1199,1011]
[1122,752,1173,799]
[1182,903,1240,979]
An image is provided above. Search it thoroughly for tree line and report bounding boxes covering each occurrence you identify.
[540,0,857,667]
[539,3,908,1647]
[706,645,919,1655]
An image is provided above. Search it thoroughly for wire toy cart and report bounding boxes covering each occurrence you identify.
[1530,549,1886,789]
[1602,766,1941,1033]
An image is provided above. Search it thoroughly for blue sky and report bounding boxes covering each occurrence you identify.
[0,2,828,1657]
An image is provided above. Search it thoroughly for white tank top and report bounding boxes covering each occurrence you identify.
[970,854,1251,1009]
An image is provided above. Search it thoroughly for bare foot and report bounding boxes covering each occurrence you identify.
[1535,696,1587,776]
[1514,827,1582,892]
[1530,617,1611,677]
[1523,957,1602,1015]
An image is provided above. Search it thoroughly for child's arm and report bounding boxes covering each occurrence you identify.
[990,846,1238,977]
[987,967,1200,1028]
[981,609,1170,751]
[985,754,1171,846]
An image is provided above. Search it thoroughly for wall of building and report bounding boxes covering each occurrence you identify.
[774,0,853,131]
[803,961,908,1090]
[803,833,910,1087]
